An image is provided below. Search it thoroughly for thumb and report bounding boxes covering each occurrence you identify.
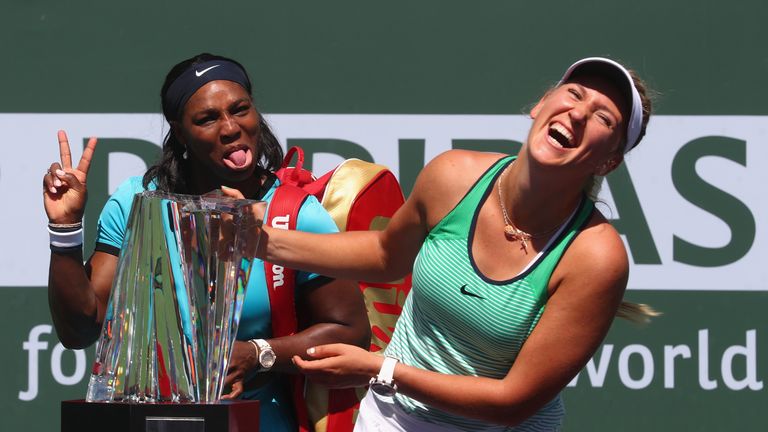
[221,185,245,199]
[220,380,243,400]
[55,169,85,192]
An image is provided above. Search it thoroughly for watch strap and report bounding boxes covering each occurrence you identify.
[254,338,272,353]
[377,356,398,383]
[249,338,275,371]
[248,339,260,356]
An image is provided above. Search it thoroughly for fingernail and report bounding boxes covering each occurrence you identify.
[221,185,230,189]
[55,169,66,176]
[49,187,57,194]
[54,179,62,187]
[307,347,315,355]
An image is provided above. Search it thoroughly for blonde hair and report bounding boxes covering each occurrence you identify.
[617,301,662,324]
[535,64,660,324]
[584,68,653,191]
[609,70,660,324]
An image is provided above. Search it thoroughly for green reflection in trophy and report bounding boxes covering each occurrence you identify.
[86,191,262,403]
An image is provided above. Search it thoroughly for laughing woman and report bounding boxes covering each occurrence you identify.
[248,57,654,431]
[43,53,370,432]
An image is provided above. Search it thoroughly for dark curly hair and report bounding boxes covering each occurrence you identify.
[143,53,283,192]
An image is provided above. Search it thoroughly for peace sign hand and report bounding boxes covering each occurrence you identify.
[43,130,98,224]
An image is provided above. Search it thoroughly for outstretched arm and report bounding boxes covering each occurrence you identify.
[222,192,373,398]
[261,210,424,283]
[221,173,429,283]
[254,150,482,283]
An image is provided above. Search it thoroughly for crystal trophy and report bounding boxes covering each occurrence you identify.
[85,190,262,403]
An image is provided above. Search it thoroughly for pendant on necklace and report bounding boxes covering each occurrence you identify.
[504,224,531,252]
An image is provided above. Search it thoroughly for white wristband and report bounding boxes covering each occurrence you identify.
[48,227,84,248]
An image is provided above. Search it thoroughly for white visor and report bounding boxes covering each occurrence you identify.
[558,57,643,153]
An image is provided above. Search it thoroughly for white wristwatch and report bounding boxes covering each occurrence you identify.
[249,338,276,371]
[369,356,398,396]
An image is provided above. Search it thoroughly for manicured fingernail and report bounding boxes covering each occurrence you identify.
[55,169,66,176]
[49,187,57,194]
[307,347,315,355]
[54,179,62,187]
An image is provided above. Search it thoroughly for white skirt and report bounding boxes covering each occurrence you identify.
[353,389,563,432]
[354,390,463,432]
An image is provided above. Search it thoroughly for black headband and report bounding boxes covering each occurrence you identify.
[164,59,250,119]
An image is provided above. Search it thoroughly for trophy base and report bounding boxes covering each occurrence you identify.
[61,399,260,432]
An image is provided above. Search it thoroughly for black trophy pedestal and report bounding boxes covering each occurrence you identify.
[61,399,259,432]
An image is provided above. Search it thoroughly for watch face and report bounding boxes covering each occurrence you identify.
[260,349,276,369]
[370,382,396,397]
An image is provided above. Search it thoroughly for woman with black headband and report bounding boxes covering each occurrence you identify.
[42,53,370,431]
[229,57,656,431]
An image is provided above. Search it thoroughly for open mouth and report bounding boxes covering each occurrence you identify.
[223,147,253,170]
[549,123,575,149]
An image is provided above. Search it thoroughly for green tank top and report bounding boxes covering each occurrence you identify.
[384,156,594,431]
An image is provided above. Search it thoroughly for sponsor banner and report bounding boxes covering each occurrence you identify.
[2,288,764,431]
[2,114,767,290]
[563,290,768,431]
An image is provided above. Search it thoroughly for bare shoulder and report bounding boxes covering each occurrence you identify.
[416,149,508,196]
[411,150,509,226]
[553,210,629,297]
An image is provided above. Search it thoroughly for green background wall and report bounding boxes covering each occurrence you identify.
[1,1,766,431]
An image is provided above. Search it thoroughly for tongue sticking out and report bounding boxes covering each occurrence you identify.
[226,149,248,167]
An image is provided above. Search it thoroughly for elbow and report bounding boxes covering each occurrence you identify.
[334,313,371,351]
[55,331,97,351]
[354,322,372,350]
[481,405,542,428]
[373,256,412,283]
[482,387,555,427]
[347,312,373,351]
[499,411,538,428]
[373,236,414,282]
[504,400,559,428]
[51,318,100,350]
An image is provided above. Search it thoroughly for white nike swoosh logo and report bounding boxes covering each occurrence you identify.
[195,65,221,77]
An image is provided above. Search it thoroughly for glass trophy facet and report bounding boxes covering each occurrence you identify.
[86,191,262,403]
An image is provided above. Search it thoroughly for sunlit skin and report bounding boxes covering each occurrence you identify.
[248,67,641,427]
[174,80,264,197]
[494,75,631,237]
[525,74,627,178]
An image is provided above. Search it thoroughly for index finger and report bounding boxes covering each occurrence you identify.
[57,130,73,169]
[76,136,98,174]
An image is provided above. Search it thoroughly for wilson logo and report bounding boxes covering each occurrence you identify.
[271,264,285,288]
[272,214,290,230]
[270,214,291,288]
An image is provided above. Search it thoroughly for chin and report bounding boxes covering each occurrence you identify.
[528,143,569,166]
[221,165,256,182]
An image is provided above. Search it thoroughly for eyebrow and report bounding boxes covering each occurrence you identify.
[190,97,252,116]
[569,83,621,121]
